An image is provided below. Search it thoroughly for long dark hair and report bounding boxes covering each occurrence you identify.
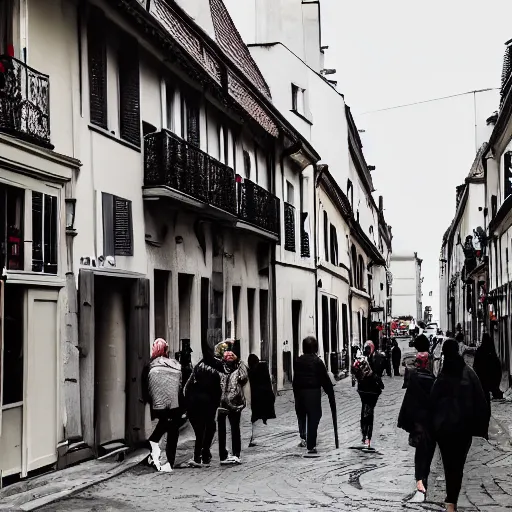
[441,338,465,377]
[479,333,497,355]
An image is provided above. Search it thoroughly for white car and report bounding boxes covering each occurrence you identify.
[424,322,439,338]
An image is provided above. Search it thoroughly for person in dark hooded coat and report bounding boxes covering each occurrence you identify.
[430,339,490,512]
[473,333,502,401]
[391,339,402,376]
[398,352,436,502]
[248,354,276,447]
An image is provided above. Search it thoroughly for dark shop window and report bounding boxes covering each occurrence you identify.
[0,183,24,271]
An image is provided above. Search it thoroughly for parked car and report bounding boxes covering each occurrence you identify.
[424,322,438,338]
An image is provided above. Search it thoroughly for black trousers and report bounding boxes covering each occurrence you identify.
[218,410,242,460]
[414,428,436,488]
[359,392,379,441]
[438,435,472,505]
[188,400,217,464]
[148,409,181,468]
[294,388,322,450]
[393,362,400,376]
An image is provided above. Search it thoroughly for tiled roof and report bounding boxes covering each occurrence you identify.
[209,0,272,101]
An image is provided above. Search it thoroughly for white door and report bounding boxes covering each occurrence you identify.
[25,289,59,473]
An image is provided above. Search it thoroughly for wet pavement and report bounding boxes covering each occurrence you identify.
[37,339,512,511]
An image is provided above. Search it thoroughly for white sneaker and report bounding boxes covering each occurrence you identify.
[408,490,426,503]
[149,441,161,471]
[159,462,172,473]
[231,455,241,464]
[221,455,239,465]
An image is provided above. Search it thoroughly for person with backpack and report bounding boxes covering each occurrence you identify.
[352,341,384,451]
[398,352,436,503]
[293,336,336,455]
[247,354,276,447]
[141,338,183,473]
[184,342,226,468]
[430,339,490,512]
[216,342,249,465]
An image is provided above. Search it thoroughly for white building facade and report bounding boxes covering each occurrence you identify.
[390,253,422,320]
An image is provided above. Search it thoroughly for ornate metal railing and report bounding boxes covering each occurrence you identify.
[237,178,279,236]
[144,130,236,215]
[284,202,296,252]
[0,56,51,147]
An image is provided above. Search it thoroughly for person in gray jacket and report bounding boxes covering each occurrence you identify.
[142,338,182,473]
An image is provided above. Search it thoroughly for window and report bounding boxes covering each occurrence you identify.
[504,152,512,200]
[102,193,133,257]
[286,181,294,205]
[32,192,58,274]
[329,223,338,266]
[181,93,200,147]
[351,245,357,287]
[165,82,174,132]
[243,150,251,179]
[87,7,141,146]
[291,84,306,116]
[491,195,498,218]
[347,179,354,209]
[0,184,24,271]
[323,211,329,260]
[0,0,14,55]
[358,255,365,290]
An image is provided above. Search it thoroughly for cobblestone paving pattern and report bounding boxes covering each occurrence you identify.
[39,349,512,511]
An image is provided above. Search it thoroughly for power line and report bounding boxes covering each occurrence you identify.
[358,88,499,115]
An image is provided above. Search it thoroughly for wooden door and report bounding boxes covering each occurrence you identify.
[25,288,59,473]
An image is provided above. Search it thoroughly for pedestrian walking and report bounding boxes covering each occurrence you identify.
[473,333,503,402]
[381,337,392,377]
[141,338,183,473]
[431,338,490,512]
[247,354,276,447]
[352,341,385,451]
[391,339,402,376]
[216,342,249,465]
[183,343,226,468]
[398,352,436,503]
[293,336,336,455]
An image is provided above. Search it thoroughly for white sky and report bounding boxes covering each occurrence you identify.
[321,0,512,320]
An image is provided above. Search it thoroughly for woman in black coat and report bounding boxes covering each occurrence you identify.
[391,339,402,376]
[247,354,276,447]
[430,339,490,512]
[398,352,435,502]
[473,333,502,401]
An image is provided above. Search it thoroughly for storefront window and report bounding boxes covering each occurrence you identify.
[0,183,24,271]
[2,285,24,405]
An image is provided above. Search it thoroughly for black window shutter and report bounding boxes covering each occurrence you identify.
[504,152,512,199]
[32,192,43,272]
[323,211,329,260]
[88,6,108,129]
[114,196,133,256]
[119,32,141,146]
[102,192,114,257]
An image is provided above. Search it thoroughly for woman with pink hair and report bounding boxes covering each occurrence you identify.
[141,338,182,472]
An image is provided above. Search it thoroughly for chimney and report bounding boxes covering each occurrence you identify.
[378,196,383,212]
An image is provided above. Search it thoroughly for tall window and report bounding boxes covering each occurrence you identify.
[330,224,338,266]
[181,93,200,147]
[0,184,24,271]
[504,152,512,200]
[351,245,358,287]
[323,211,329,260]
[32,192,58,274]
[291,83,306,116]
[358,255,365,290]
[0,0,14,55]
[347,179,354,210]
[87,7,141,146]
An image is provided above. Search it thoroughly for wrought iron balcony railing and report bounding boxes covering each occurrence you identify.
[144,130,237,215]
[284,202,296,252]
[0,56,51,147]
[237,178,279,236]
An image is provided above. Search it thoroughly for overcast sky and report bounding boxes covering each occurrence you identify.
[321,0,512,321]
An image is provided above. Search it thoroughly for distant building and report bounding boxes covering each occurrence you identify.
[390,253,422,320]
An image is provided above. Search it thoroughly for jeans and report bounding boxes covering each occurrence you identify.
[218,410,242,460]
[438,435,472,505]
[359,392,379,441]
[294,388,322,450]
[148,409,181,468]
[188,400,217,464]
[414,427,436,488]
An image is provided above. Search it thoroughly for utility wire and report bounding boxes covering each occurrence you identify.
[359,88,499,115]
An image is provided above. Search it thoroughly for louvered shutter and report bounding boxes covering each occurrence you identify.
[114,196,133,256]
[119,33,141,146]
[87,6,108,129]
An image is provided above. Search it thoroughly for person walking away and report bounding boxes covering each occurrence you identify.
[141,338,183,473]
[352,341,384,451]
[473,333,502,403]
[431,339,490,512]
[381,338,392,377]
[217,344,249,465]
[398,352,436,502]
[183,342,226,468]
[391,339,402,376]
[247,354,276,447]
[293,336,336,454]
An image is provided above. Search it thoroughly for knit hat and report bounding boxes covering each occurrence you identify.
[214,339,234,359]
[151,338,169,359]
[415,352,429,370]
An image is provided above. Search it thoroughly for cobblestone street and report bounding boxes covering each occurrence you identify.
[37,348,512,512]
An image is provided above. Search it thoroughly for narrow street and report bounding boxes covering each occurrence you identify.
[37,341,512,512]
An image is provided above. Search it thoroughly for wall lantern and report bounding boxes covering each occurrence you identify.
[65,198,76,230]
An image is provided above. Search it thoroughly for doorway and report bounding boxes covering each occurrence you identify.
[322,295,329,364]
[178,274,194,349]
[154,270,170,341]
[330,297,339,353]
[292,300,302,361]
[247,288,256,355]
[259,289,269,361]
